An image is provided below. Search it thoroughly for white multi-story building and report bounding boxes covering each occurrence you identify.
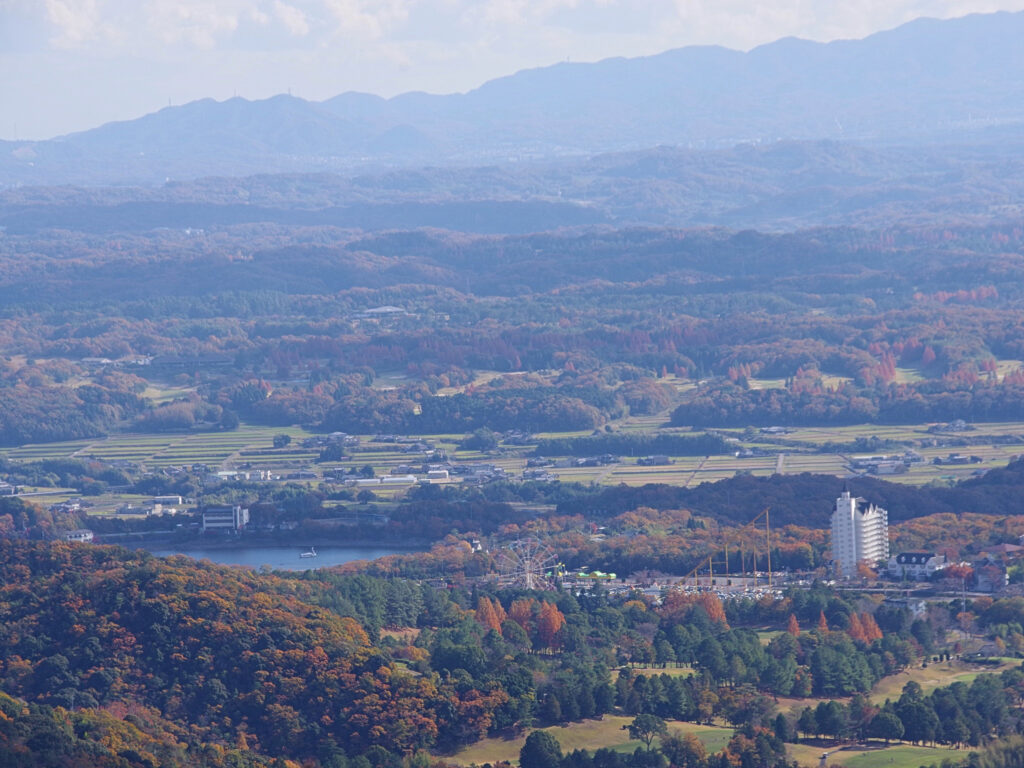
[831,490,889,578]
[201,505,249,532]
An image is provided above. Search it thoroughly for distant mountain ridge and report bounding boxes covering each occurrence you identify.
[6,139,1024,233]
[4,10,1024,186]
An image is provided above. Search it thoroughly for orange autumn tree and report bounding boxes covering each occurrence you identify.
[861,612,883,642]
[697,593,729,629]
[508,598,536,633]
[493,597,507,626]
[817,611,830,633]
[475,596,503,634]
[657,591,728,629]
[536,601,566,650]
[847,612,867,643]
[787,614,800,636]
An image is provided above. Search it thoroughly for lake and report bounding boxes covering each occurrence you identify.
[134,544,417,571]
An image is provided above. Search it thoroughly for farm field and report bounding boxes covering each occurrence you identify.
[1,425,320,467]
[3,416,1024,492]
[448,716,731,766]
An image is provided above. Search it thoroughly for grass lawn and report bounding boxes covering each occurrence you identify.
[448,717,731,766]
[869,658,1019,704]
[773,658,1021,721]
[996,359,1024,380]
[788,741,966,768]
[625,666,696,678]
[893,367,926,384]
[747,377,787,390]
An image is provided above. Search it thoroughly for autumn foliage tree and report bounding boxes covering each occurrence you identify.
[817,611,830,634]
[476,596,504,634]
[536,601,567,650]
[787,614,801,636]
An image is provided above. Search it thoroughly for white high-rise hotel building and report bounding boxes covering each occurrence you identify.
[831,490,889,578]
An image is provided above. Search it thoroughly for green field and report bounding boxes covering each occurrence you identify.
[449,714,961,768]
[788,742,966,768]
[869,658,1019,704]
[449,717,731,766]
[772,657,1022,720]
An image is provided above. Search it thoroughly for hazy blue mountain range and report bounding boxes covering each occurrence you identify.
[3,10,1024,186]
[4,139,1024,233]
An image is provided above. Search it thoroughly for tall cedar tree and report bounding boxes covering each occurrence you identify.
[861,612,883,641]
[787,614,801,636]
[847,612,867,643]
[537,601,566,650]
[476,596,503,634]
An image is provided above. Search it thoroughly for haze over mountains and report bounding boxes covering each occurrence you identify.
[4,10,1024,188]
[5,140,1024,234]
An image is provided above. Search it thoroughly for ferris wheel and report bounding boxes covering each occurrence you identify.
[497,537,558,590]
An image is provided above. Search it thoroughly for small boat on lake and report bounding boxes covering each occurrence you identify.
[299,546,317,558]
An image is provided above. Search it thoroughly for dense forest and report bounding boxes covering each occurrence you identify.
[3,538,1024,768]
[0,204,1023,442]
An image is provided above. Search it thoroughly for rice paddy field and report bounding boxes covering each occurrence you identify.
[2,425,316,467]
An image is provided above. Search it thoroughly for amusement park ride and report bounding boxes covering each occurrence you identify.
[495,507,777,593]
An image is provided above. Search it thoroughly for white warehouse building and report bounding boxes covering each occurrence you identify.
[831,489,889,578]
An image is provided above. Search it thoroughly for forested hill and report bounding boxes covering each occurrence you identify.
[0,540,436,761]
[556,457,1024,529]
[7,138,1024,232]
[4,10,1024,185]
[1,221,1022,308]
[0,199,607,236]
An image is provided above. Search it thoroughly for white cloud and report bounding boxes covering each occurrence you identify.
[321,0,410,38]
[273,0,309,35]
[44,0,101,47]
[148,2,241,49]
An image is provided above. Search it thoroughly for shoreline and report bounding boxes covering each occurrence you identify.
[99,531,433,552]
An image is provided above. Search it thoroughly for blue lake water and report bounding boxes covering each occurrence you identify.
[134,544,416,571]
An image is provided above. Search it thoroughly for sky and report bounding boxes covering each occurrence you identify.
[3,0,1024,140]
